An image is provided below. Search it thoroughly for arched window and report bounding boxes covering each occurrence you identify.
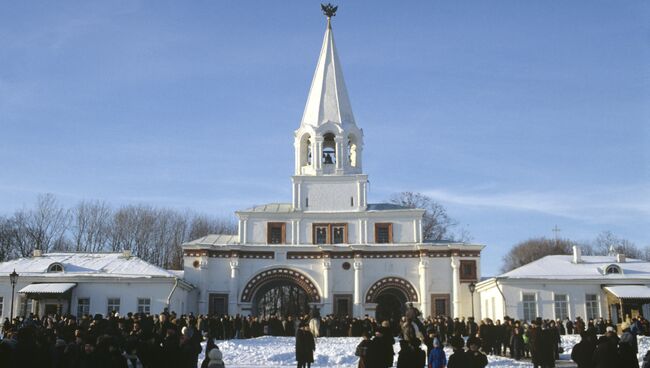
[605,264,621,274]
[322,133,336,164]
[48,263,64,272]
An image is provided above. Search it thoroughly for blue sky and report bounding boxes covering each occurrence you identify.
[1,1,648,276]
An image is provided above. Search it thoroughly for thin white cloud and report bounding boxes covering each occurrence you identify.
[421,184,650,223]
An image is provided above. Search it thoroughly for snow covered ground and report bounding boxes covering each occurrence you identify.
[198,335,650,367]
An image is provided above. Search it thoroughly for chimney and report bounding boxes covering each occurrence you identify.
[122,249,132,259]
[572,246,582,264]
[616,253,626,263]
[33,249,43,257]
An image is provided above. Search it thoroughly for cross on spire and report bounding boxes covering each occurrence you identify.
[552,225,561,242]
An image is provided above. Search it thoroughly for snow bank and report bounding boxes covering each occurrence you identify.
[198,335,650,367]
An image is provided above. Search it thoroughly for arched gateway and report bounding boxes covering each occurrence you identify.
[241,268,321,317]
[366,277,419,328]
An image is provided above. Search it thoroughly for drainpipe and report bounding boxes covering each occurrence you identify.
[494,277,507,318]
[166,278,180,310]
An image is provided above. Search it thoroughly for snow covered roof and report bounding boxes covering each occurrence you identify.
[367,203,415,211]
[184,234,239,247]
[19,283,76,294]
[498,255,650,280]
[240,203,293,213]
[239,202,418,213]
[300,17,356,128]
[604,285,650,299]
[0,253,182,279]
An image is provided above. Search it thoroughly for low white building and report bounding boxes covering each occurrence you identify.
[181,13,484,319]
[476,246,650,324]
[0,251,194,319]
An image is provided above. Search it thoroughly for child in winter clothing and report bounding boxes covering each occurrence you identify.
[207,348,225,368]
[428,338,446,368]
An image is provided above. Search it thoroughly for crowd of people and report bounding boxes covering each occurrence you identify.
[0,308,649,368]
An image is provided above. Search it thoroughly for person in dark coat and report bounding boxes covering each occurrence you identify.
[510,327,524,360]
[367,327,394,368]
[592,335,618,368]
[295,323,315,368]
[354,331,371,368]
[532,323,556,368]
[447,335,469,368]
[571,332,596,368]
[466,337,488,368]
[619,322,639,368]
[396,340,417,368]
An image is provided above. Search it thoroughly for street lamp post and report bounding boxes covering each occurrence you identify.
[468,282,476,318]
[9,269,19,321]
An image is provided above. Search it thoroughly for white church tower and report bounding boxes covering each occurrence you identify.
[183,5,484,321]
[292,14,367,212]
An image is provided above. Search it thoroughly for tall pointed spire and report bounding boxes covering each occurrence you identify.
[300,8,356,128]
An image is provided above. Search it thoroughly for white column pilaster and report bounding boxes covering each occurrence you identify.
[335,136,344,172]
[418,258,429,317]
[241,219,248,244]
[353,257,363,316]
[451,256,461,318]
[323,258,332,314]
[229,257,239,313]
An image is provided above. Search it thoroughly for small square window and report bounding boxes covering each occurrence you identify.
[107,298,120,316]
[267,222,286,244]
[137,298,151,314]
[375,223,392,243]
[77,298,90,318]
[460,260,477,282]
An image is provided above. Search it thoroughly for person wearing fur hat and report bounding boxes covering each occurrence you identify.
[447,335,469,368]
[466,337,488,368]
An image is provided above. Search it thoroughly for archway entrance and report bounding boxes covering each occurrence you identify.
[252,282,310,318]
[375,288,407,334]
[366,277,419,335]
[241,268,321,318]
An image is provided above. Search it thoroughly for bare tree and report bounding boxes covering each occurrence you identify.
[0,193,237,269]
[389,192,469,241]
[13,194,70,253]
[188,214,237,240]
[592,230,643,259]
[71,200,113,252]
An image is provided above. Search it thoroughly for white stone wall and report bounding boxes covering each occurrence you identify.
[0,277,190,320]
[183,248,482,318]
[479,280,611,322]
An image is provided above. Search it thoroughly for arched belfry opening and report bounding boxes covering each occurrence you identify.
[322,133,336,165]
[348,134,359,168]
[299,134,312,168]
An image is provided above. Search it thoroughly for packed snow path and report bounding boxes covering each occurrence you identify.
[198,335,650,367]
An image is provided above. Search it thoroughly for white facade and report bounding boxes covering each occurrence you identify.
[476,247,650,323]
[0,252,194,319]
[182,16,484,319]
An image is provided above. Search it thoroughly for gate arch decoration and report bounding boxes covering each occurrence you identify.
[240,267,321,303]
[365,276,419,303]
